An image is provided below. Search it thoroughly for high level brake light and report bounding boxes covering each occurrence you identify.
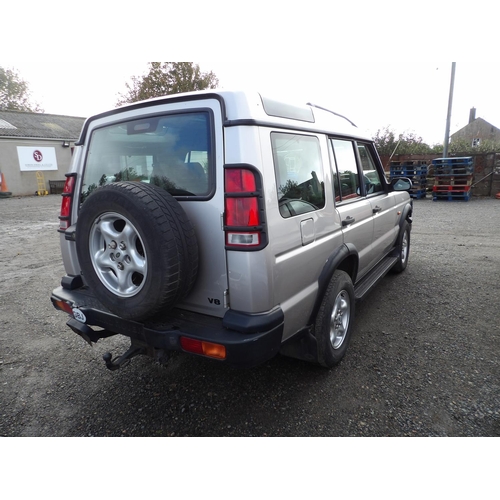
[224,166,266,249]
[58,173,77,233]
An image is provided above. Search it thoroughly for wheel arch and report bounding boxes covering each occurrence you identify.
[307,243,358,325]
[400,200,413,229]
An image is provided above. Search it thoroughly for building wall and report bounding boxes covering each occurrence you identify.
[0,138,74,196]
[451,119,500,144]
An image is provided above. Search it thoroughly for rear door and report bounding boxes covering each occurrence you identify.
[77,98,228,317]
[355,142,398,266]
[330,138,374,280]
[265,130,343,340]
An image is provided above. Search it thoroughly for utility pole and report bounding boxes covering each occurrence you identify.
[443,62,456,158]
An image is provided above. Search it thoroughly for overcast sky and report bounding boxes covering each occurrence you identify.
[3,61,497,146]
[2,1,498,147]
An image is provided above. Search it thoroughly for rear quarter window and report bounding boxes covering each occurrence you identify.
[271,132,325,218]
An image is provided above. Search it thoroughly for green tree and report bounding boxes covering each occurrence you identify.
[117,62,219,106]
[0,67,43,112]
[373,126,398,156]
[373,126,441,155]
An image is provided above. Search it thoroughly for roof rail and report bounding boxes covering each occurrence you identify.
[307,103,357,128]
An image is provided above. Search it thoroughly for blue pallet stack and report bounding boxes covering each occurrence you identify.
[389,160,428,199]
[432,157,474,202]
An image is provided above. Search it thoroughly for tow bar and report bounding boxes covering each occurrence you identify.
[103,345,145,371]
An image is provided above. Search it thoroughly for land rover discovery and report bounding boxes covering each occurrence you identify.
[51,90,412,370]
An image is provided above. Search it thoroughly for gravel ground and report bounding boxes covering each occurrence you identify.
[0,194,499,437]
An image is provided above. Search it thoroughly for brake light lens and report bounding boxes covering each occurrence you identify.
[224,167,265,248]
[180,337,226,360]
[58,173,76,232]
[225,168,256,192]
[52,298,74,315]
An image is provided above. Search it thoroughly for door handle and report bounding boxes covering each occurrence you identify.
[342,216,355,227]
[372,205,382,214]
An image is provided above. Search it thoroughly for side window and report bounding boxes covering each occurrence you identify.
[330,139,361,202]
[357,143,384,195]
[272,132,325,218]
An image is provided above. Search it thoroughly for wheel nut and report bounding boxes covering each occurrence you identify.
[117,262,124,270]
[119,242,126,250]
[109,240,117,249]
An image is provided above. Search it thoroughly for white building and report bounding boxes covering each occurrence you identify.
[0,110,85,196]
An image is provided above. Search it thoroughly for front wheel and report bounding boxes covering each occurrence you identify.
[314,270,355,368]
[392,220,410,273]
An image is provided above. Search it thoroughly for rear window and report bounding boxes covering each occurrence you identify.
[81,111,213,203]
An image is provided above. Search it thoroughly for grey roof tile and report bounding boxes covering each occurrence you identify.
[0,110,86,140]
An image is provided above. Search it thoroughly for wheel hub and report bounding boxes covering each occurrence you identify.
[329,291,350,350]
[89,212,147,297]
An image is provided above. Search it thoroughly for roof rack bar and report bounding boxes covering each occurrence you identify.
[307,103,357,128]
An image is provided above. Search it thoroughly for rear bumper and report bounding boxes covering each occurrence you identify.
[51,285,284,368]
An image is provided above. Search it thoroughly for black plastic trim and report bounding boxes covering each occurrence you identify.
[401,201,413,229]
[51,287,283,368]
[222,307,284,334]
[61,275,83,290]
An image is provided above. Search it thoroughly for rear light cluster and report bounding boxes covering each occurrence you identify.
[224,166,267,249]
[58,173,77,232]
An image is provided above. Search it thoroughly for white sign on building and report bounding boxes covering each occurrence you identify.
[17,146,58,171]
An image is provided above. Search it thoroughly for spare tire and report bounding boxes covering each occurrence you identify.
[75,181,198,321]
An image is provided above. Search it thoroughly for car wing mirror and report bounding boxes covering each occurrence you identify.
[391,177,412,192]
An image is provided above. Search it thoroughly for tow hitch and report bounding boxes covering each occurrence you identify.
[103,345,145,371]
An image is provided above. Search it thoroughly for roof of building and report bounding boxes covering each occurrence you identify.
[0,110,86,140]
[451,117,500,138]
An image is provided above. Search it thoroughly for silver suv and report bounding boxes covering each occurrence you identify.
[51,90,412,370]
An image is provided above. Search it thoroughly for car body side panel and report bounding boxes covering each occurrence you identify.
[336,199,374,280]
[259,131,343,341]
[367,192,398,268]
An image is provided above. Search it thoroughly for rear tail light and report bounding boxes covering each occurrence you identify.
[224,166,267,249]
[58,173,77,233]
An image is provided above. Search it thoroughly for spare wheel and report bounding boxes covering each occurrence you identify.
[75,181,198,321]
